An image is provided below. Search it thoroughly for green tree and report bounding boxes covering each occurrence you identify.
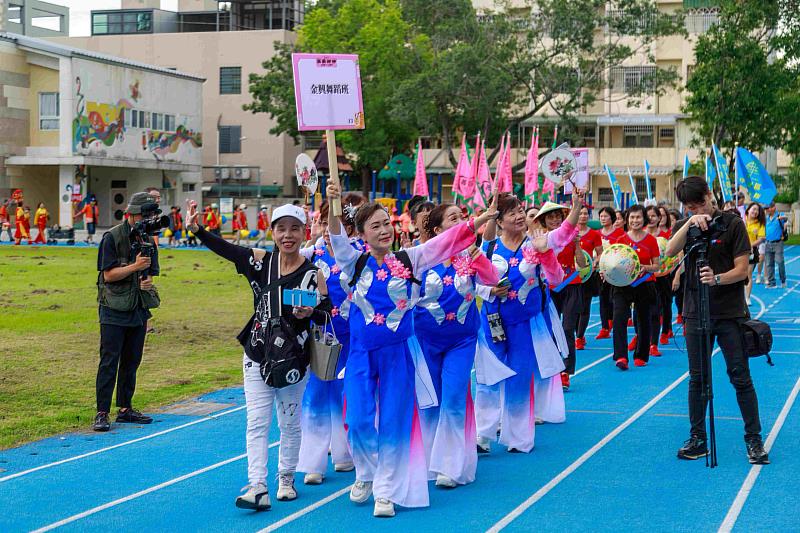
[683,0,800,157]
[245,0,421,185]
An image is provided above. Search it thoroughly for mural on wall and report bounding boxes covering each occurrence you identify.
[143,126,203,161]
[73,76,133,152]
[70,59,202,166]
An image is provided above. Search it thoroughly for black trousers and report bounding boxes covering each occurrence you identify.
[656,276,673,336]
[576,273,601,339]
[612,283,656,362]
[599,281,613,330]
[684,318,762,441]
[552,283,583,374]
[97,324,147,413]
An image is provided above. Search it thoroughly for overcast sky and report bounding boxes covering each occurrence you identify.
[48,1,180,36]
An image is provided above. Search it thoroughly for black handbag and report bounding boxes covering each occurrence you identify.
[259,252,309,388]
[741,319,774,366]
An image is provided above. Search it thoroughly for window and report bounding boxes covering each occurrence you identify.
[610,66,657,94]
[579,126,597,148]
[140,110,150,129]
[220,67,242,95]
[659,127,675,147]
[39,92,59,130]
[635,177,648,199]
[9,4,22,25]
[92,11,152,35]
[152,113,164,130]
[165,114,176,132]
[598,187,614,202]
[219,125,242,153]
[685,8,719,34]
[130,108,138,128]
[623,126,654,148]
[182,183,196,193]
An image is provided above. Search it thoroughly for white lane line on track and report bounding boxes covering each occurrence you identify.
[256,485,354,533]
[718,376,800,533]
[485,288,771,532]
[31,441,277,532]
[0,405,246,483]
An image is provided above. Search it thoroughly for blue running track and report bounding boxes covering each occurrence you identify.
[2,247,800,532]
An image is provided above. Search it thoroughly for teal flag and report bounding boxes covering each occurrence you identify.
[604,164,622,210]
[627,167,639,205]
[682,154,690,180]
[643,160,653,200]
[712,144,733,202]
[735,147,777,204]
[705,154,716,188]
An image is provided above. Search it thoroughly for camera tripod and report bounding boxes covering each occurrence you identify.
[686,239,718,468]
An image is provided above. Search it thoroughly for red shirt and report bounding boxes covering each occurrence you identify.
[617,232,660,283]
[579,228,603,256]
[81,204,98,223]
[237,210,248,230]
[600,227,625,244]
[257,211,269,231]
[659,229,671,239]
[205,210,220,230]
[552,240,581,287]
[0,205,7,222]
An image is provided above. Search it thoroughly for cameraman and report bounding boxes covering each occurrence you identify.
[666,177,768,465]
[92,192,161,431]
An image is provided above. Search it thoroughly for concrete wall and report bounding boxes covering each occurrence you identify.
[0,41,30,197]
[69,56,203,166]
[51,30,300,194]
[28,63,58,147]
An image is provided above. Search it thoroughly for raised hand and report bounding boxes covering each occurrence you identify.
[531,228,548,252]
[326,181,341,200]
[185,202,200,232]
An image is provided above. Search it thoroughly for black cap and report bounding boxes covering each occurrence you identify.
[126,192,161,215]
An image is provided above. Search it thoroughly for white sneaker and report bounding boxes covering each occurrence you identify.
[334,462,355,472]
[435,474,457,488]
[350,480,373,503]
[304,472,324,485]
[477,436,491,454]
[781,282,787,289]
[276,472,297,501]
[235,483,271,511]
[756,275,763,284]
[373,497,395,517]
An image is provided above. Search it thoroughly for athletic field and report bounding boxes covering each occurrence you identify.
[2,246,799,532]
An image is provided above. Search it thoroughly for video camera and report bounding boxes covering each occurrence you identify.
[686,215,727,258]
[130,204,169,277]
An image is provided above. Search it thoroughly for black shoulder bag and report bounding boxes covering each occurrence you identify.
[260,252,310,388]
[741,319,774,366]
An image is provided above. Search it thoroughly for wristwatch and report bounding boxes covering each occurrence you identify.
[714,274,721,286]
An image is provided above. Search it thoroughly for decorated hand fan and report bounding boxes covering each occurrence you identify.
[655,236,680,277]
[540,143,577,186]
[577,249,594,283]
[599,243,642,287]
[295,154,319,195]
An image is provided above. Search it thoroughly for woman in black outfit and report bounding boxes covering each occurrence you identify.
[186,203,332,512]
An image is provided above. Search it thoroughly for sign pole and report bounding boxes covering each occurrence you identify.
[326,129,342,216]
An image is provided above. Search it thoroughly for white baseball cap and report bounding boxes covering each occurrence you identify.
[271,204,306,227]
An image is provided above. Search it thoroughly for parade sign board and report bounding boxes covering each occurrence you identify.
[292,53,365,131]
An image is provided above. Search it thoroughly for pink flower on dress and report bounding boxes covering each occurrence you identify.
[331,306,339,317]
[397,299,408,310]
[373,313,386,326]
[527,278,536,285]
[522,246,540,265]
[508,290,518,300]
[384,255,412,279]
[376,269,388,281]
[508,257,520,267]
[445,312,457,321]
[443,275,454,286]
[452,255,476,277]
[331,264,341,275]
[314,248,325,256]
[465,293,474,302]
[347,293,353,301]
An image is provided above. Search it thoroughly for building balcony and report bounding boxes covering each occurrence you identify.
[591,147,677,169]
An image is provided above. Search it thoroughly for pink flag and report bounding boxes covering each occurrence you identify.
[474,140,493,210]
[453,133,472,203]
[500,131,514,193]
[524,127,539,199]
[413,138,429,198]
[493,133,506,191]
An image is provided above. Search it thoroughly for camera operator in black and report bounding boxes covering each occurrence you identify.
[666,177,768,465]
[92,192,162,432]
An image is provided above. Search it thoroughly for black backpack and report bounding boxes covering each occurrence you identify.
[348,250,419,288]
[741,319,774,366]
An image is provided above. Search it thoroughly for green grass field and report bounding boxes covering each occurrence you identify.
[0,245,252,450]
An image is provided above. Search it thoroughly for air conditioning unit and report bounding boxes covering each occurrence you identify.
[232,167,251,180]
[214,167,230,180]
